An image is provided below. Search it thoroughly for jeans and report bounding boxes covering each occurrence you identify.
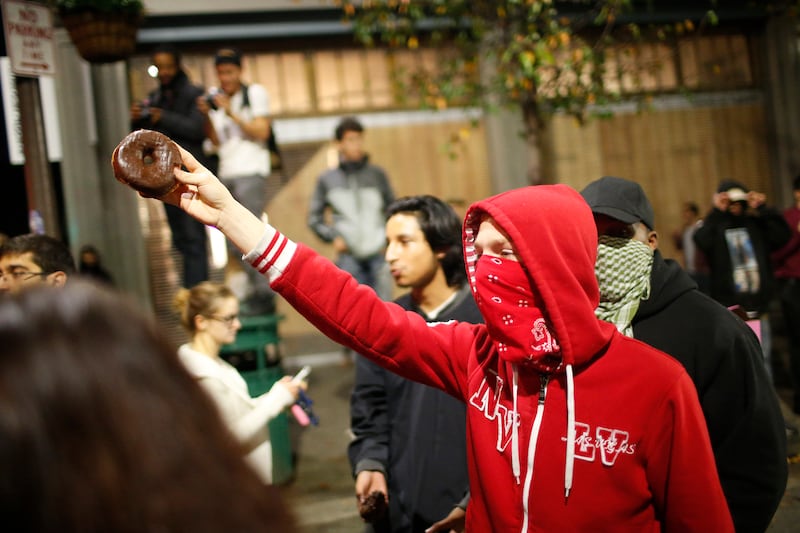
[164,203,209,288]
[221,174,275,313]
[336,252,392,301]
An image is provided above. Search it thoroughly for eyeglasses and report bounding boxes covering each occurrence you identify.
[0,270,50,282]
[207,314,239,326]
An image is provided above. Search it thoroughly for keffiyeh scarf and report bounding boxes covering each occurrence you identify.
[594,236,654,337]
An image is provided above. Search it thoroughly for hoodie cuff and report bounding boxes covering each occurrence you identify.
[456,491,470,510]
[242,225,298,283]
[354,458,387,477]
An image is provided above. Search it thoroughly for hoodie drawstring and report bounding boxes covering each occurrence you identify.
[520,373,549,533]
[511,364,521,484]
[515,368,574,531]
[564,363,576,498]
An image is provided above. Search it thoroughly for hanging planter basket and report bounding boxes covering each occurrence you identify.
[60,10,142,64]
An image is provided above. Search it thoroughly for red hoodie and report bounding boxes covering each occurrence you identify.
[247,185,733,532]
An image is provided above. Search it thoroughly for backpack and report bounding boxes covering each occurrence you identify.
[240,83,283,171]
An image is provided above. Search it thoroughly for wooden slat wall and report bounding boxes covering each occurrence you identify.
[551,102,772,262]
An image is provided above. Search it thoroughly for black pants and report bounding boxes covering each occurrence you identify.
[165,203,209,288]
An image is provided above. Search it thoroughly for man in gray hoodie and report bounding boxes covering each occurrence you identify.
[307,116,395,300]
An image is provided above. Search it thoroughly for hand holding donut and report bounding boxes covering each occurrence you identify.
[354,471,388,522]
[159,146,232,227]
[112,129,267,254]
[169,145,267,254]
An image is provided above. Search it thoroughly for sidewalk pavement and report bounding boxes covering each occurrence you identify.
[279,354,800,533]
[281,354,363,532]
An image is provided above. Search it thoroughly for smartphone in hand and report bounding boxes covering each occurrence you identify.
[290,366,318,426]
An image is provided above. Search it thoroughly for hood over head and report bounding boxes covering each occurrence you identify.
[634,251,695,321]
[463,185,615,371]
[464,184,617,496]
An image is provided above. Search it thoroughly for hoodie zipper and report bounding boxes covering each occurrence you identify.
[520,374,549,533]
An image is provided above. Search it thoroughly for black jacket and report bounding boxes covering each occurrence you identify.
[349,286,482,533]
[131,70,214,168]
[633,251,787,533]
[693,206,790,314]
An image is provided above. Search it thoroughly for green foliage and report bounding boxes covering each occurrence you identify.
[338,0,717,129]
[52,0,145,15]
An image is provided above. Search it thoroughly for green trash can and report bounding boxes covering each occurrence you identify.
[219,314,293,485]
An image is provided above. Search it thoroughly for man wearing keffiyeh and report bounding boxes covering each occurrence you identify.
[593,233,654,336]
[581,176,787,533]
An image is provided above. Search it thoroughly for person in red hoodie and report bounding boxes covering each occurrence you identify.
[157,146,733,532]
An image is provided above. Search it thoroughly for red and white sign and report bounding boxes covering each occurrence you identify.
[2,0,56,77]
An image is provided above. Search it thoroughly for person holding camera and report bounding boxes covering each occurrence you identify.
[196,47,275,316]
[693,179,791,379]
[130,43,213,288]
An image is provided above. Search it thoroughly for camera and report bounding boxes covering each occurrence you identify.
[205,88,219,110]
[139,99,151,120]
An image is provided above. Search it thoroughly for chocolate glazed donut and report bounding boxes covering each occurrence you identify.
[358,491,387,523]
[112,130,182,198]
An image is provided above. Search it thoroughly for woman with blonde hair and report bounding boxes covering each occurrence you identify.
[174,281,304,484]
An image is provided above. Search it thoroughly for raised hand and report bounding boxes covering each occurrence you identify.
[162,144,265,254]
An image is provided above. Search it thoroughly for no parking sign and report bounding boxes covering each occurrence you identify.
[2,0,56,77]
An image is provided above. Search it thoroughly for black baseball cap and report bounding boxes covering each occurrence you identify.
[580,176,655,230]
[214,48,242,67]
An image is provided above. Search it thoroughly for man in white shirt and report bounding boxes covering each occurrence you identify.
[198,47,275,315]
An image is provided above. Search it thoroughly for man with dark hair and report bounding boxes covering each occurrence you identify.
[335,116,364,141]
[0,234,75,293]
[349,195,481,533]
[131,43,211,288]
[772,174,800,416]
[581,176,788,533]
[198,47,275,315]
[308,116,395,301]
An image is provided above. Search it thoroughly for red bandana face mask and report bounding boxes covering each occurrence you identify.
[473,255,563,372]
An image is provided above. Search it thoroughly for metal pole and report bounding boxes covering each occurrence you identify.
[16,75,61,239]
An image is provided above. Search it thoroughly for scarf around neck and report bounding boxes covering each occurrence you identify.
[594,236,654,337]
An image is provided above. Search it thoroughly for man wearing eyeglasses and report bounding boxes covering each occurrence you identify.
[0,234,75,293]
